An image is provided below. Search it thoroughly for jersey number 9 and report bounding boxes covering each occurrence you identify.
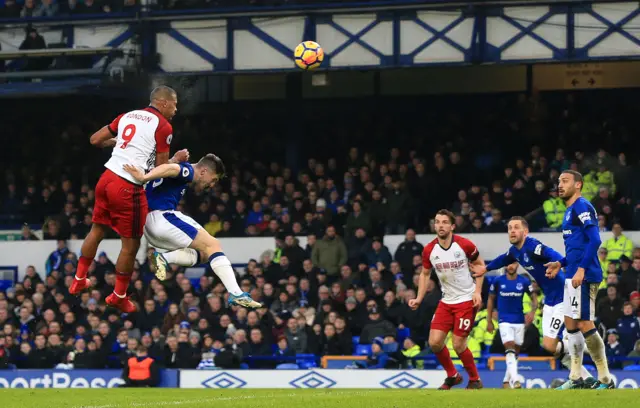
[120,124,137,149]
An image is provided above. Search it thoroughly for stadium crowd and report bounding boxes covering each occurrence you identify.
[1,90,640,370]
[0,0,394,18]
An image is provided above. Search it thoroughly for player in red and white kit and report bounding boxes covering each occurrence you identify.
[69,86,188,313]
[409,209,487,389]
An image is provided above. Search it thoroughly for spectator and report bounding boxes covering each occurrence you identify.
[616,302,640,355]
[602,223,634,263]
[626,339,640,367]
[631,291,640,316]
[359,305,396,344]
[597,286,624,331]
[542,189,565,230]
[34,0,59,17]
[606,329,624,370]
[619,258,640,300]
[27,334,54,368]
[345,201,372,237]
[393,229,423,275]
[248,328,272,367]
[311,226,347,278]
[363,337,389,369]
[385,181,412,234]
[366,238,392,270]
[485,209,506,232]
[285,318,307,354]
[346,228,371,268]
[21,0,38,17]
[273,335,295,364]
[1,0,21,18]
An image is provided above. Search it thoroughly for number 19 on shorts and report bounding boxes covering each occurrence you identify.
[459,318,471,331]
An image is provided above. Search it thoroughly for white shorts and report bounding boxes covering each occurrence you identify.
[542,304,565,339]
[144,210,202,251]
[563,278,598,321]
[498,322,525,346]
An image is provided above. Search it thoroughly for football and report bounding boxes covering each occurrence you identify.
[294,41,324,70]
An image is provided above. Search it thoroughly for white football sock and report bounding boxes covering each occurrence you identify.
[584,329,612,384]
[567,330,585,381]
[209,252,242,296]
[506,350,518,385]
[162,248,199,266]
[560,338,593,379]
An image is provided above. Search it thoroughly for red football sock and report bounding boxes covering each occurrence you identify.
[75,256,93,279]
[435,346,457,378]
[114,272,131,297]
[459,347,479,381]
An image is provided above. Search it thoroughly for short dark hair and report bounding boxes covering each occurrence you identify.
[509,216,529,229]
[197,154,226,179]
[149,85,176,102]
[435,209,455,223]
[561,170,583,185]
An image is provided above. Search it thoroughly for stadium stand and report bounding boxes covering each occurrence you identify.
[1,90,640,372]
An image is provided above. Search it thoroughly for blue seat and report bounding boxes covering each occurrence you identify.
[355,344,372,355]
[352,336,360,346]
[623,365,640,371]
[295,354,316,367]
[239,363,249,370]
[276,363,299,370]
[298,360,317,369]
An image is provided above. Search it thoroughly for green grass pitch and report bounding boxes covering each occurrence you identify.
[0,389,638,408]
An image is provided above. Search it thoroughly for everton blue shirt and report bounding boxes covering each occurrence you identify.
[561,196,603,283]
[490,274,531,324]
[486,236,565,306]
[146,163,194,211]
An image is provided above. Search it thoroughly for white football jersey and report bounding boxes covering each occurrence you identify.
[104,107,172,185]
[423,235,479,304]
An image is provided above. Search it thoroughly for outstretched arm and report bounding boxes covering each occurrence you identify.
[486,253,512,271]
[123,163,181,184]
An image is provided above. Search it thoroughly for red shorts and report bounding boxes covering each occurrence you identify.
[431,300,477,337]
[92,169,148,238]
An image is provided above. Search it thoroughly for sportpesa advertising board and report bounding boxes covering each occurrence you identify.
[2,370,638,389]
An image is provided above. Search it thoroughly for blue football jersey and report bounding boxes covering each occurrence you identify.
[490,274,531,324]
[486,237,565,306]
[146,163,194,211]
[561,196,603,283]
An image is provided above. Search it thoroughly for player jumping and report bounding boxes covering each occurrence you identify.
[70,86,188,313]
[409,209,486,390]
[122,155,262,309]
[545,170,614,389]
[486,261,536,388]
[485,216,594,383]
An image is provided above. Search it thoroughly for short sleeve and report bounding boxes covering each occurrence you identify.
[155,121,173,153]
[108,114,124,135]
[456,236,479,261]
[176,163,194,182]
[422,242,434,269]
[575,199,598,228]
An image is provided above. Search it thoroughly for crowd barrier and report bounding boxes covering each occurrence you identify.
[1,369,639,389]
